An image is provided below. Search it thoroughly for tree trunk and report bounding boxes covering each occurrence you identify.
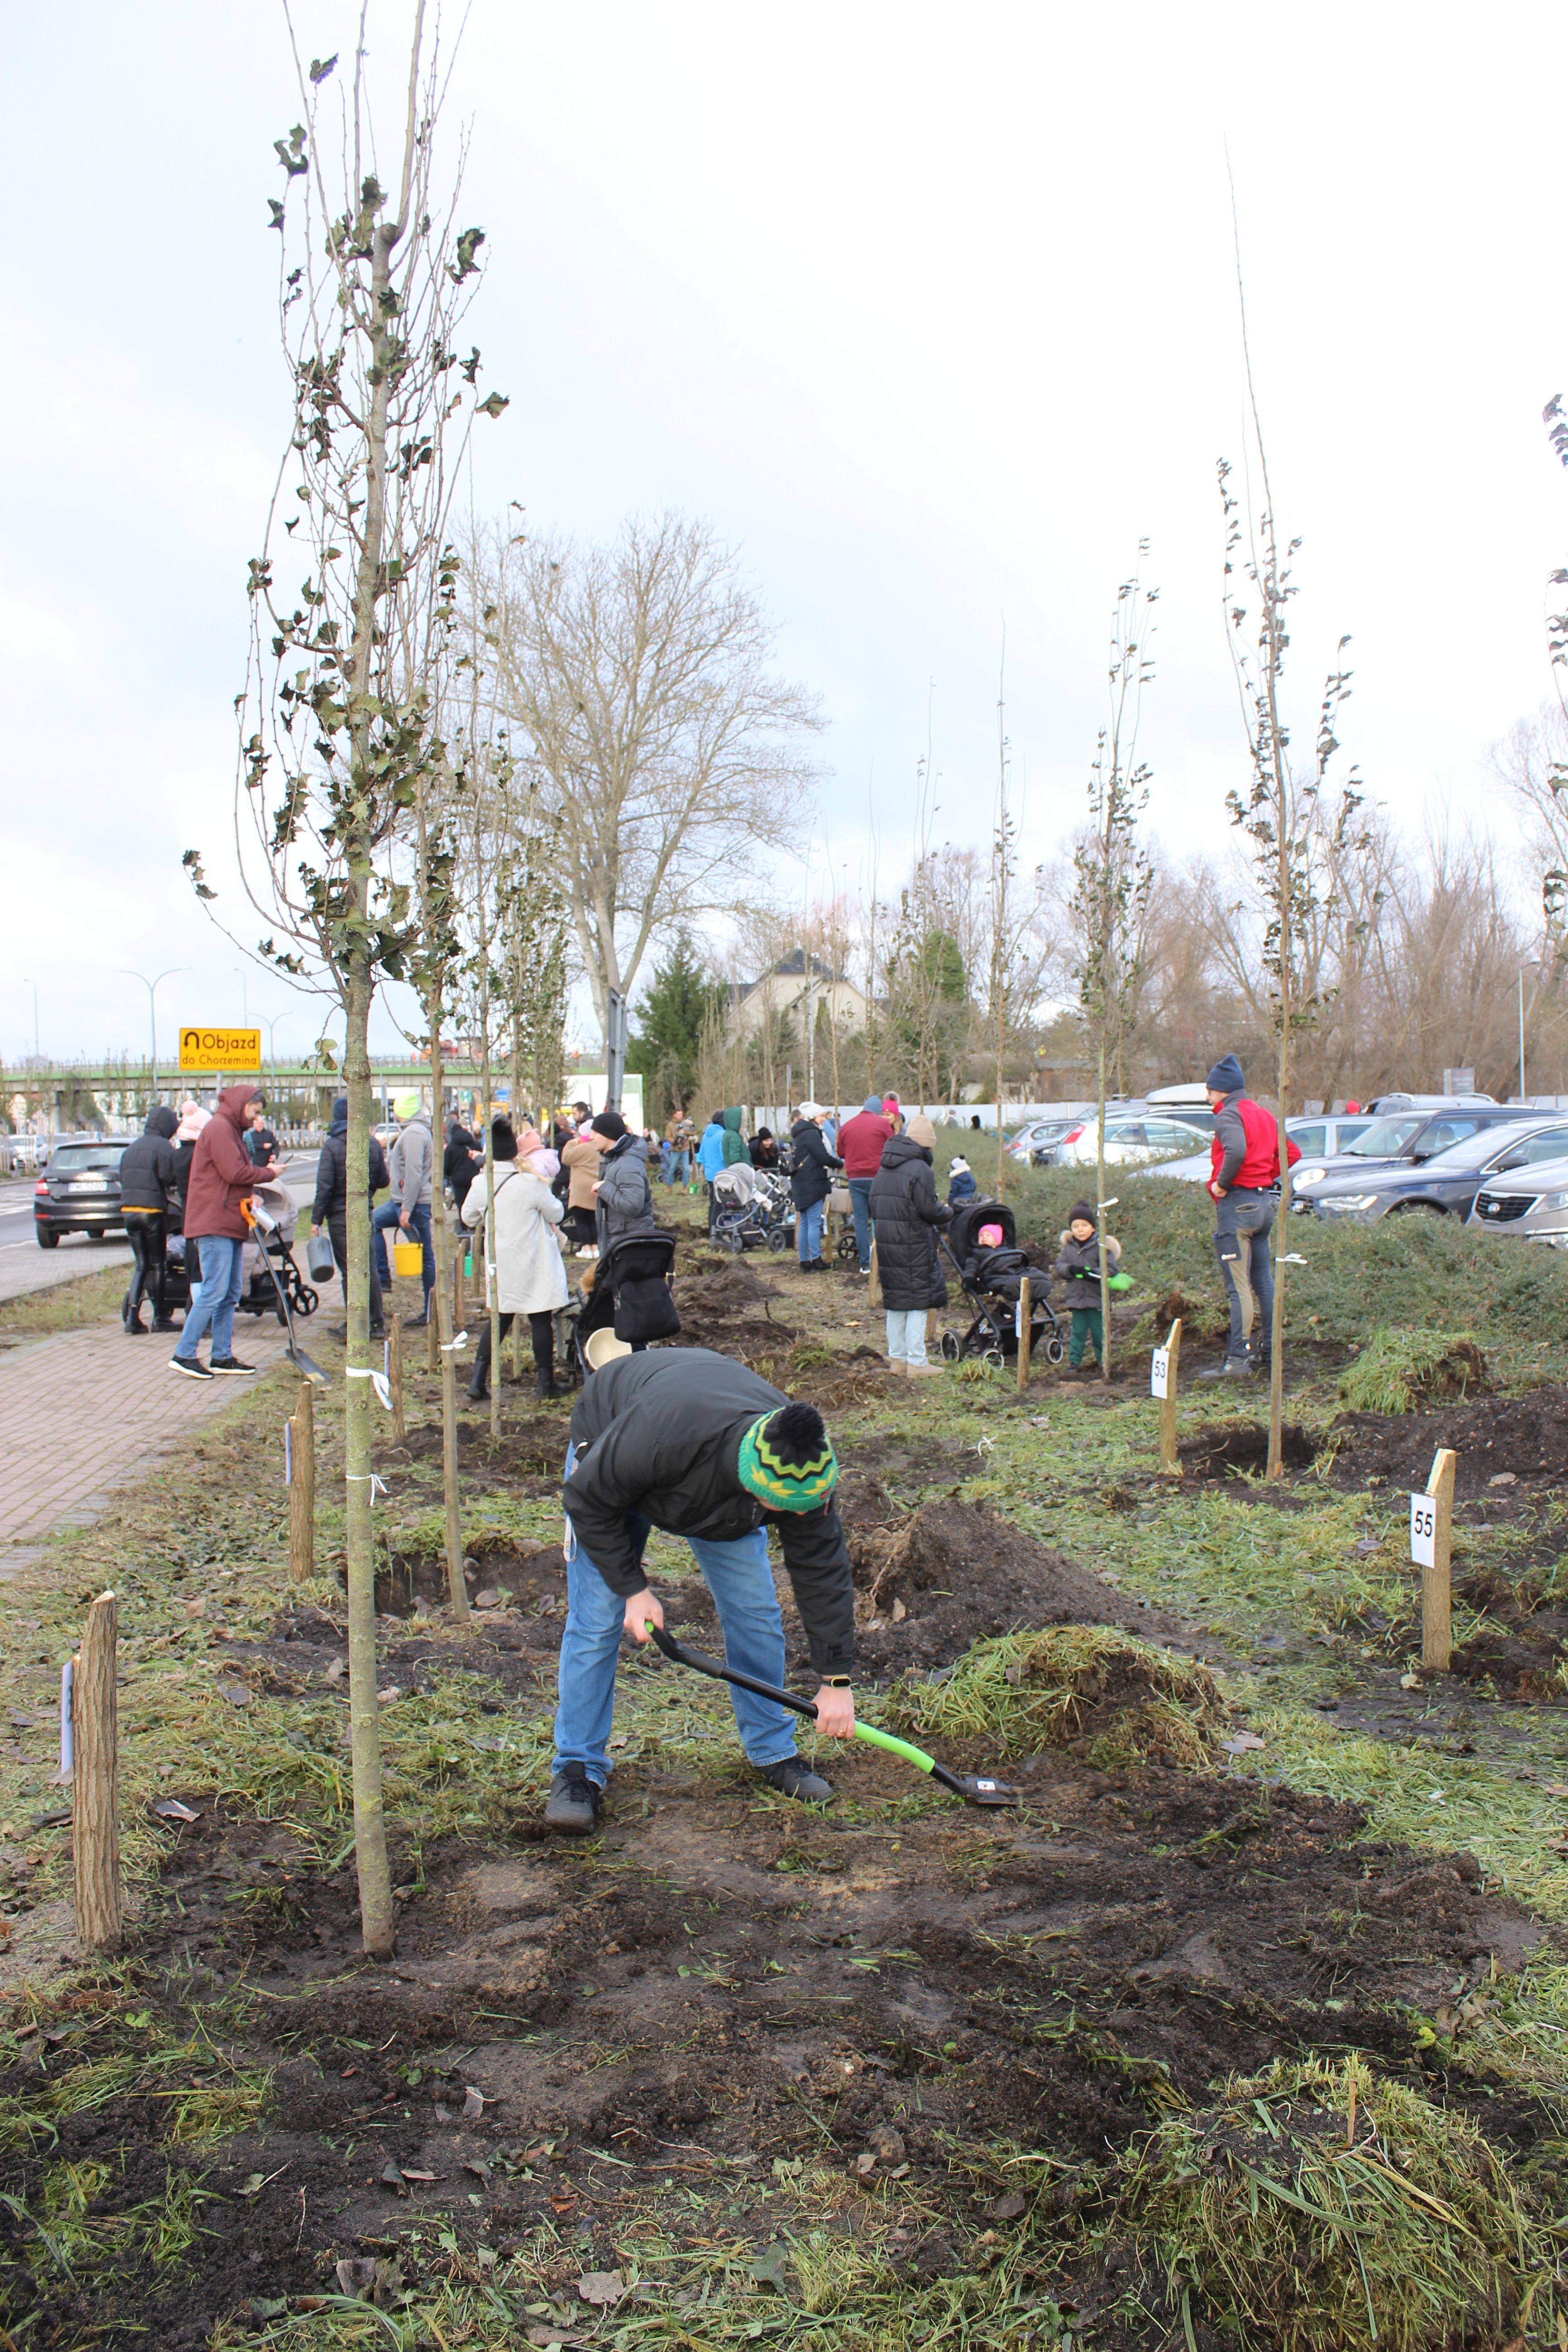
[344,959,395,1957]
[1096,1037,1112,1384]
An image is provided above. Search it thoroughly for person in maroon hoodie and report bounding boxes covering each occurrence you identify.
[169,1084,279,1381]
[836,1095,894,1274]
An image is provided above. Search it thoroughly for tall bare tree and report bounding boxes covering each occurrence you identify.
[482,514,821,1039]
[185,8,505,1954]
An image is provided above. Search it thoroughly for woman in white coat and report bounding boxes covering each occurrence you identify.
[463,1119,569,1401]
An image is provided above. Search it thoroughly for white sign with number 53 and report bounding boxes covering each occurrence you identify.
[1151,1347,1170,1400]
[1410,1493,1437,1568]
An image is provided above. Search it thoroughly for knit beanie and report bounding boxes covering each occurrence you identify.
[862,1095,882,1114]
[1070,1200,1097,1229]
[906,1114,936,1149]
[1206,1054,1245,1094]
[736,1402,838,1513]
[591,1110,627,1141]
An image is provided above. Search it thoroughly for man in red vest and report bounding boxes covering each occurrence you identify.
[1200,1054,1300,1380]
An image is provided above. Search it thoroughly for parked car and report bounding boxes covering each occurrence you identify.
[1148,1112,1374,1185]
[1469,1152,1568,1243]
[1308,1116,1568,1222]
[1005,1109,1095,1162]
[1034,1112,1214,1169]
[1289,1103,1534,1210]
[33,1133,134,1247]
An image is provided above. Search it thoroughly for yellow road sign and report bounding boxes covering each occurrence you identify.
[178,1026,262,1073]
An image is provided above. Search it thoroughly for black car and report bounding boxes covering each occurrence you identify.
[1308,1115,1568,1222]
[33,1134,134,1247]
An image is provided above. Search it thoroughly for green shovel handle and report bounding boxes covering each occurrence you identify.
[851,1722,936,1774]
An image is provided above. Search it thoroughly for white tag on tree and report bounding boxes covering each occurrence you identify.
[1410,1492,1437,1568]
[1151,1347,1170,1399]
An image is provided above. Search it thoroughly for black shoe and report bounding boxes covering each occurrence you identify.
[370,1323,387,1340]
[761,1755,836,1803]
[535,1368,561,1400]
[466,1370,489,1402]
[405,1313,429,1329]
[152,1318,178,1333]
[329,1323,348,1340]
[1199,1357,1254,1381]
[124,1315,148,1335]
[544,1766,602,1834]
[210,1356,257,1376]
[169,1356,213,1381]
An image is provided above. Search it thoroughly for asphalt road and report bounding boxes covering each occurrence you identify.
[0,1156,318,1305]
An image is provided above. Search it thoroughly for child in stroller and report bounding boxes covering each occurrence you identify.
[937,1198,1065,1367]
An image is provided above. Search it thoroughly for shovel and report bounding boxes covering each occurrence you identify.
[645,1624,1020,1807]
[244,1192,329,1387]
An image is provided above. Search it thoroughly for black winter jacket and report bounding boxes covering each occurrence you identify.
[312,1117,390,1227]
[789,1119,841,1210]
[1054,1228,1122,1307]
[565,1349,855,1675]
[444,1125,481,1206]
[118,1107,179,1215]
[869,1134,951,1310]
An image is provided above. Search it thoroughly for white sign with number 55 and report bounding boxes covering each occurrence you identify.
[1150,1347,1170,1400]
[1410,1493,1437,1568]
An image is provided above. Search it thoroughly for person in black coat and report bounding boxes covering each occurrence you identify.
[118,1106,180,1334]
[750,1127,780,1170]
[310,1094,389,1337]
[868,1115,950,1375]
[789,1104,841,1270]
[444,1119,482,1210]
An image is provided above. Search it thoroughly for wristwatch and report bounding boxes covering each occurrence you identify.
[822,1675,852,1690]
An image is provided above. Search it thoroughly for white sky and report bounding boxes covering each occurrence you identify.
[3,1,1566,1066]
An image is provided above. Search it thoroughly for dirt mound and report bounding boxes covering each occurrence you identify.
[897,1625,1233,1771]
[845,1498,1197,1676]
[1450,1619,1568,1701]
[1329,1382,1568,1498]
[1176,1420,1318,1480]
[669,1259,802,1360]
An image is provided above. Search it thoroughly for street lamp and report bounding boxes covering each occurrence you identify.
[260,1011,304,1107]
[120,968,186,1105]
[21,978,39,1062]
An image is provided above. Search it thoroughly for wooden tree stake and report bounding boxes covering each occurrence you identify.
[1156,1317,1183,1476]
[453,1245,465,1342]
[72,1592,122,1955]
[1016,1276,1033,1393]
[426,1299,439,1374]
[387,1318,407,1447]
[288,1379,316,1582]
[1422,1446,1457,1671]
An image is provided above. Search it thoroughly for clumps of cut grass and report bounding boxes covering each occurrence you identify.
[1338,1328,1486,1415]
[890,1625,1230,1770]
[1116,2050,1549,2352]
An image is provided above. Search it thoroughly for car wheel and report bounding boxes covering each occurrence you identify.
[87,1229,107,1242]
[36,1227,59,1250]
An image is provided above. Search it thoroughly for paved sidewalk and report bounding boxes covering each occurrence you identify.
[0,1316,296,1549]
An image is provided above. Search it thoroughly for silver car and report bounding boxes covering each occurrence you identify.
[1469,1152,1568,1244]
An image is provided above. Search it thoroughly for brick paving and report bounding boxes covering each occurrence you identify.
[0,1314,295,1547]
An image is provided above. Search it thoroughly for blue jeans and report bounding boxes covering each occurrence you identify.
[373,1198,434,1299]
[175,1234,245,1363]
[885,1307,929,1367]
[555,1447,797,1786]
[848,1176,874,1270]
[1215,1190,1275,1361]
[667,1149,690,1186]
[797,1196,824,1264]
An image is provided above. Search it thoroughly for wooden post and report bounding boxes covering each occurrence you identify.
[426,1297,439,1373]
[1016,1275,1033,1393]
[387,1317,407,1447]
[1422,1446,1457,1671]
[288,1379,316,1582]
[452,1245,464,1342]
[1156,1317,1183,1477]
[72,1592,122,1955]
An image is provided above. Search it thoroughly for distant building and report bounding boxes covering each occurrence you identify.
[725,948,867,1045]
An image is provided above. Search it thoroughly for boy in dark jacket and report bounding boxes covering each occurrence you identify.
[869,1114,950,1374]
[1054,1201,1122,1373]
[549,1348,858,1832]
[310,1095,389,1338]
[118,1105,179,1334]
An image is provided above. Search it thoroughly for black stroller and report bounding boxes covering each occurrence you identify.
[573,1230,681,1376]
[938,1198,1064,1367]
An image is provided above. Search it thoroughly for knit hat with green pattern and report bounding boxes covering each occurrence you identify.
[736,1401,838,1513]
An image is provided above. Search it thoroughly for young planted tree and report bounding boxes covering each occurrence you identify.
[1070,557,1156,1379]
[185,11,505,1953]
[1219,430,1363,1476]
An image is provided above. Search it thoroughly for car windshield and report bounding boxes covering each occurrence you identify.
[1343,1116,1423,1157]
[1413,1123,1540,1171]
[49,1146,126,1171]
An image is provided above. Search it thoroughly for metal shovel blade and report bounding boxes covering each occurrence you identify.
[930,1762,1023,1806]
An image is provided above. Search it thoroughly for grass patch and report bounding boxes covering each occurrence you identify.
[1115,2048,1549,2351]
[1338,1328,1487,1414]
[891,1626,1230,1769]
[0,1261,129,1344]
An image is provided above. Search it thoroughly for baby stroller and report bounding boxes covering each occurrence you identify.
[938,1198,1064,1367]
[711,1162,792,1255]
[574,1230,681,1376]
[236,1181,319,1324]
